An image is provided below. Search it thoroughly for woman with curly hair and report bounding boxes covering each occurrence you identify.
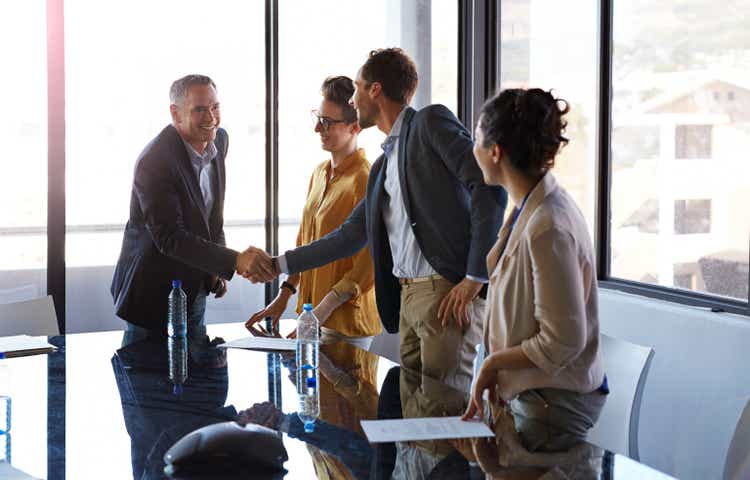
[463,88,608,458]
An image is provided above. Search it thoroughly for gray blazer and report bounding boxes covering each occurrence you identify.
[285,105,507,333]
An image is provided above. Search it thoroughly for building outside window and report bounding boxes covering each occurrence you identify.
[610,0,750,301]
[674,199,711,235]
[675,124,712,159]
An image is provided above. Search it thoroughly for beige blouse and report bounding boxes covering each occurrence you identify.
[484,173,604,401]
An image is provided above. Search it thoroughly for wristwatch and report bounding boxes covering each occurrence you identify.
[280,280,297,295]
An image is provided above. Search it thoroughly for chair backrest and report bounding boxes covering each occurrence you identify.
[724,398,750,480]
[0,295,60,336]
[587,333,654,461]
[368,331,400,364]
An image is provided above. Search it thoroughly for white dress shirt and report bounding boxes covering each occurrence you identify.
[381,108,437,279]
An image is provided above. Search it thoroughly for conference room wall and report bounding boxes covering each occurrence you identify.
[599,289,750,480]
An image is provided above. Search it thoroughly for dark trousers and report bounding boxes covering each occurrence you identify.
[370,366,402,480]
[510,387,607,453]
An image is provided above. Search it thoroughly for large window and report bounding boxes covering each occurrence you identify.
[6,0,746,343]
[277,0,458,265]
[610,0,750,302]
[0,2,47,306]
[62,1,266,476]
[63,0,266,333]
[499,0,599,237]
[0,6,49,476]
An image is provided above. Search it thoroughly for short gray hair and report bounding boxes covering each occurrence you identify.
[169,74,217,105]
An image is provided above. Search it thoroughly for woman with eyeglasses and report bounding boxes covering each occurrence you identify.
[246,75,380,480]
[246,76,381,350]
[461,88,607,469]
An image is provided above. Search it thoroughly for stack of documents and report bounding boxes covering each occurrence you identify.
[217,336,296,352]
[0,335,56,359]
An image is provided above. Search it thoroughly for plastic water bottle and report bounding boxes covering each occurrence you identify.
[296,303,319,433]
[472,343,491,422]
[167,279,188,395]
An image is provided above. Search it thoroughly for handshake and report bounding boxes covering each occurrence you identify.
[235,246,280,283]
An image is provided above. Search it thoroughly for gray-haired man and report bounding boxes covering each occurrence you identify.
[111,74,270,345]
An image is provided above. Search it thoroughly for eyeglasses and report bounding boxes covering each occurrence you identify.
[311,110,348,132]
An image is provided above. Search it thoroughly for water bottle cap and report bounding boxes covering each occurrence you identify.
[304,421,315,433]
[172,280,182,289]
[172,383,183,395]
[306,376,317,389]
[302,303,313,312]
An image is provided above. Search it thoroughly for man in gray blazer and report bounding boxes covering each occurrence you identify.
[257,49,506,391]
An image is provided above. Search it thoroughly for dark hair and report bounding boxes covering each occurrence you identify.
[360,48,418,104]
[170,74,216,105]
[321,76,357,123]
[479,88,569,175]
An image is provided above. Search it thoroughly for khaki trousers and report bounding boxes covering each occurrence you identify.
[398,277,484,392]
[398,277,485,457]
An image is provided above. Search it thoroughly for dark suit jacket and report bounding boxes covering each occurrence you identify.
[111,125,237,331]
[285,105,507,333]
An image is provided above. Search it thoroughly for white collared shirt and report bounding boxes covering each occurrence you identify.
[381,108,437,279]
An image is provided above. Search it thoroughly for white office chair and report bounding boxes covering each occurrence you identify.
[587,334,654,461]
[723,398,750,480]
[0,295,60,336]
[368,331,400,363]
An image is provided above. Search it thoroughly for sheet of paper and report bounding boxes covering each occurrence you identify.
[217,336,296,352]
[0,335,56,359]
[360,416,494,443]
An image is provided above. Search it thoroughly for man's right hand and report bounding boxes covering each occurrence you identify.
[235,246,276,283]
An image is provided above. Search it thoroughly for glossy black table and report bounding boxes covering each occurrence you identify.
[0,322,676,479]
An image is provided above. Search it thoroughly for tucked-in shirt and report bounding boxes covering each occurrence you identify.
[484,173,604,400]
[181,138,217,214]
[382,108,437,279]
[295,149,381,337]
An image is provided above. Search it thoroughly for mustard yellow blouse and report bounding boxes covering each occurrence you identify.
[295,148,381,337]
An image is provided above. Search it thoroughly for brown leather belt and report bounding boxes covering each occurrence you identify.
[398,274,444,285]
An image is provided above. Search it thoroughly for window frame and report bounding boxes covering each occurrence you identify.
[491,0,748,316]
[594,0,749,316]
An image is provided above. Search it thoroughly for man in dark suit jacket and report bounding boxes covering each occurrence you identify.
[259,49,507,393]
[111,74,270,344]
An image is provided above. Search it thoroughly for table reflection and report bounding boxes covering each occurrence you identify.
[10,325,671,479]
[112,338,238,479]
